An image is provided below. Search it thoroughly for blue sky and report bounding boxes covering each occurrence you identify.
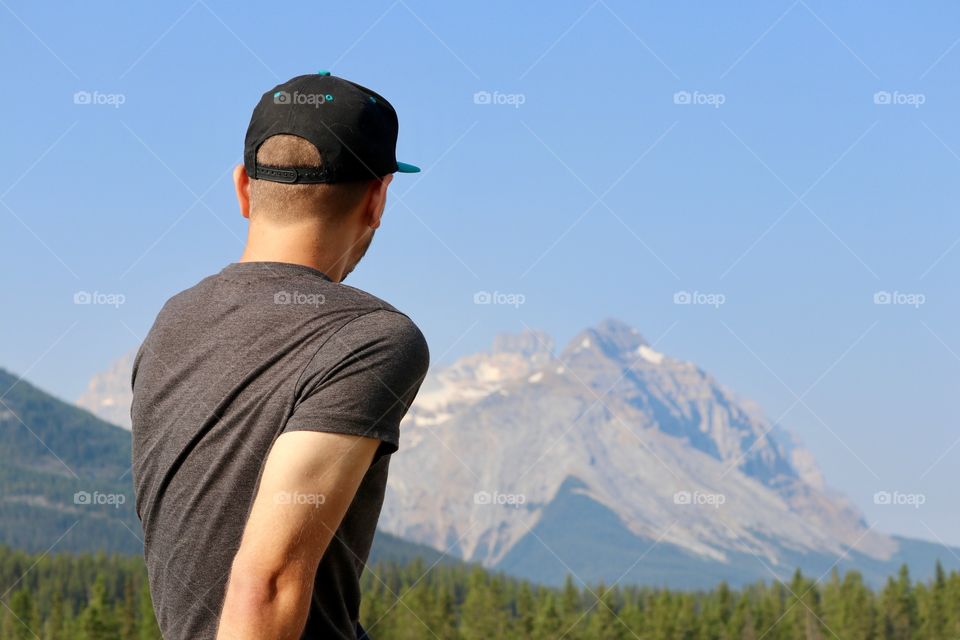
[2,1,959,547]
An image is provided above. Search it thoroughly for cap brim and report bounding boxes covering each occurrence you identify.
[396,161,421,173]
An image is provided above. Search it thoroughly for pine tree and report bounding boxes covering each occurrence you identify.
[558,574,587,638]
[617,595,645,640]
[945,568,960,638]
[838,570,874,640]
[918,560,947,640]
[727,591,758,640]
[428,578,457,640]
[583,583,625,640]
[44,589,64,640]
[1,605,16,640]
[119,574,136,640]
[880,564,916,640]
[756,581,787,640]
[514,581,536,638]
[78,575,121,640]
[136,574,161,640]
[716,581,733,630]
[9,587,40,640]
[459,567,507,640]
[532,592,567,640]
[783,569,824,640]
[561,574,581,615]
[674,592,698,640]
[648,590,677,640]
[389,580,438,640]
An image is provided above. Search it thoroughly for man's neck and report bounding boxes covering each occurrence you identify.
[239,222,352,282]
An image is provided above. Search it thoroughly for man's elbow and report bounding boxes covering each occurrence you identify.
[225,569,281,609]
[225,556,313,606]
[218,559,314,639]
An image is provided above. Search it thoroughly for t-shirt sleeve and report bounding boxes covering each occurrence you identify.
[283,310,430,463]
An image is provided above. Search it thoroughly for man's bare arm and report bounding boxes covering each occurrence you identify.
[216,430,379,640]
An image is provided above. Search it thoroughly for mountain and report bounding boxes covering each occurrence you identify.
[0,368,141,554]
[76,349,137,430]
[380,319,958,588]
[76,321,960,588]
[0,368,460,568]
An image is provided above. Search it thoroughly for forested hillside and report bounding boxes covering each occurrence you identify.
[1,544,957,639]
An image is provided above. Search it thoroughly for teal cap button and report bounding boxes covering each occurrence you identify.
[317,70,331,76]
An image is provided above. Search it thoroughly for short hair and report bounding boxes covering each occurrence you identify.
[248,135,374,223]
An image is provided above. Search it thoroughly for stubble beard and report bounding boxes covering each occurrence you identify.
[340,229,375,282]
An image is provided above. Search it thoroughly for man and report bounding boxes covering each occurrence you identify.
[131,72,430,640]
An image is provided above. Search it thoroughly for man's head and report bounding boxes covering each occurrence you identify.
[235,73,416,281]
[233,135,393,281]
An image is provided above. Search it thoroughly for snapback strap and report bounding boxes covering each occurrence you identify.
[253,164,334,184]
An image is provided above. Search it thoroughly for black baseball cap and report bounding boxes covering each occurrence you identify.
[244,71,420,184]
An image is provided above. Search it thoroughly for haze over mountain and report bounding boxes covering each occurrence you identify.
[74,319,959,587]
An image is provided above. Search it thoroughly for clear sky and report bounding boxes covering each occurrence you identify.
[2,1,959,547]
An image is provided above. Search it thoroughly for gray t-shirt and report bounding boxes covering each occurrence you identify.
[131,261,429,640]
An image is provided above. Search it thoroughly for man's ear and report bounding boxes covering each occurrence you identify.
[367,174,394,230]
[233,164,251,219]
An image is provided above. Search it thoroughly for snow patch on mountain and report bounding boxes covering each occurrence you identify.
[637,344,664,365]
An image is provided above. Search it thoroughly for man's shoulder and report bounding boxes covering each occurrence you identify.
[335,306,429,363]
[158,272,222,311]
[328,285,426,343]
[328,282,400,314]
[297,307,430,410]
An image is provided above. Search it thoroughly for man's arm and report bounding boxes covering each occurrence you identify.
[216,430,380,640]
[216,311,429,638]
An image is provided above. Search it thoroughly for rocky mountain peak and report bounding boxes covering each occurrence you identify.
[383,320,898,578]
[560,318,649,363]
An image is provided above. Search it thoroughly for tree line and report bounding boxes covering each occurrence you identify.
[1,544,958,639]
